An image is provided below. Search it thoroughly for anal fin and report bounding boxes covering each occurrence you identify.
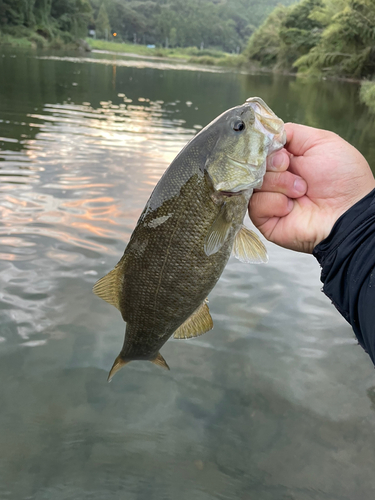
[232,225,268,263]
[93,263,123,310]
[173,300,213,339]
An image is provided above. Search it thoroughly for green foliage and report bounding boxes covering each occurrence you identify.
[246,0,322,71]
[0,0,299,51]
[246,6,288,67]
[188,53,246,68]
[86,38,245,67]
[0,30,35,47]
[188,55,217,66]
[51,0,91,37]
[246,0,375,79]
[0,0,91,42]
[28,30,48,46]
[295,0,375,77]
[87,0,297,52]
[95,2,110,39]
[0,0,36,26]
[283,0,323,30]
[360,81,375,114]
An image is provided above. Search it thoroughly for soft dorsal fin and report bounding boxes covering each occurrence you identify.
[93,263,123,310]
[232,225,268,263]
[173,300,213,339]
[151,352,170,370]
[204,204,231,256]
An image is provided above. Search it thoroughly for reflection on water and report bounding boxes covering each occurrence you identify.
[1,49,375,500]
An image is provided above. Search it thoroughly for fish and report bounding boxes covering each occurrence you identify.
[93,97,286,381]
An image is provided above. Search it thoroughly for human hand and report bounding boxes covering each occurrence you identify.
[249,123,375,253]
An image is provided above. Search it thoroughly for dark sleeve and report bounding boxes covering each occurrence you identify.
[313,188,375,364]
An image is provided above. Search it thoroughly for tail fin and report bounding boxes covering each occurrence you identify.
[151,352,170,370]
[107,354,130,382]
[107,351,170,382]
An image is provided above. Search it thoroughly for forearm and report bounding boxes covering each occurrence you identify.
[313,188,375,364]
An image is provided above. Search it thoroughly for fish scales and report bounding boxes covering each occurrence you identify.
[93,97,286,380]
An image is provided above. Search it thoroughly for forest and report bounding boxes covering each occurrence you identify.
[0,0,296,52]
[0,0,374,86]
[246,0,375,80]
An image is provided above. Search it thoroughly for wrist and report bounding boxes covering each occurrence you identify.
[313,188,375,254]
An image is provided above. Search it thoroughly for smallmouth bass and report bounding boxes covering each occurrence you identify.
[93,97,285,381]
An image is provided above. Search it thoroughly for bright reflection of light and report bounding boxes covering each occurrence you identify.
[0,96,197,344]
[1,98,196,256]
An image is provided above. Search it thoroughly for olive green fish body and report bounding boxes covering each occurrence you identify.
[119,172,249,361]
[93,97,286,380]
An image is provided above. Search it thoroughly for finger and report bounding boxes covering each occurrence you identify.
[284,122,331,156]
[259,171,307,198]
[267,149,290,172]
[249,191,293,228]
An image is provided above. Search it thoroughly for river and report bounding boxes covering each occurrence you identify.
[1,47,375,500]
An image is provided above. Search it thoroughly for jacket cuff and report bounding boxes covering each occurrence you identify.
[313,188,375,272]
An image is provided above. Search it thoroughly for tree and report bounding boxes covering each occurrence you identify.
[295,0,375,77]
[96,2,110,39]
[245,6,289,67]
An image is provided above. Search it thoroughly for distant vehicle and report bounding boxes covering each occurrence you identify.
[147,45,156,49]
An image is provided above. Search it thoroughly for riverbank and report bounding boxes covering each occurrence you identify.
[0,27,90,51]
[1,31,374,114]
[86,39,245,68]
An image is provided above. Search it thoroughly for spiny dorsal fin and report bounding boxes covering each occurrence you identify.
[93,263,123,310]
[107,354,129,382]
[151,352,170,370]
[204,204,231,256]
[173,300,213,339]
[232,225,268,264]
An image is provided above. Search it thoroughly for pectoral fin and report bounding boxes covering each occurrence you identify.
[204,204,231,256]
[232,226,268,263]
[173,300,213,339]
[151,352,170,370]
[93,263,123,310]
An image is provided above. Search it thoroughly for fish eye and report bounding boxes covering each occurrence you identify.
[233,120,245,132]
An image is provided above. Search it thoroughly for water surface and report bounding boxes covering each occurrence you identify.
[1,48,375,500]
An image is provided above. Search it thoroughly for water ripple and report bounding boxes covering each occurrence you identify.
[0,97,194,346]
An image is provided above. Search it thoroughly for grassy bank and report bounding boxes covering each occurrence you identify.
[0,30,245,69]
[86,38,245,67]
[0,26,89,50]
[0,28,46,49]
[0,32,34,48]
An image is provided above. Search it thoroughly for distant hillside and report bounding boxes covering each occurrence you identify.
[0,0,297,52]
[90,0,298,52]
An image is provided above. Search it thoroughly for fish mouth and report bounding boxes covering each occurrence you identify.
[245,97,286,151]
